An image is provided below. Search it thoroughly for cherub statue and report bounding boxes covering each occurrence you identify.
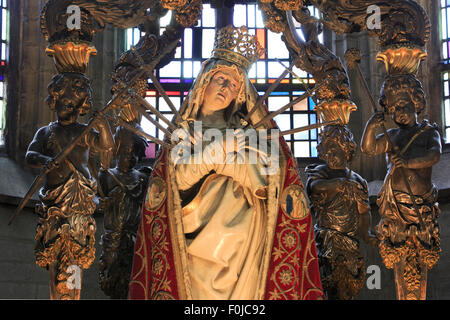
[98,126,150,299]
[361,74,442,300]
[306,125,377,300]
[26,72,114,300]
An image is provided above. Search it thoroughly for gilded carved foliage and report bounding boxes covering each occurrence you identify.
[70,0,158,29]
[173,0,203,28]
[308,0,430,48]
[275,5,351,104]
[41,0,202,44]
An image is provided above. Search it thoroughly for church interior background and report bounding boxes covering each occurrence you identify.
[0,0,450,300]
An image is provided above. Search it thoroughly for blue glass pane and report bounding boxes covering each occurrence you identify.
[310,114,317,140]
[311,142,318,157]
[271,92,289,96]
[293,114,309,140]
[310,129,317,140]
[309,97,316,110]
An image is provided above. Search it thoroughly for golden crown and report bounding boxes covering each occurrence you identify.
[212,25,265,71]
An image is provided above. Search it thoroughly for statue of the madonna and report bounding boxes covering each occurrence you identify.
[129,25,324,300]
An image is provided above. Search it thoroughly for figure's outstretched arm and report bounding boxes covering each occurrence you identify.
[361,112,389,156]
[88,118,115,170]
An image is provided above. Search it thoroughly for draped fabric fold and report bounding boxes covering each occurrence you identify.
[128,57,324,300]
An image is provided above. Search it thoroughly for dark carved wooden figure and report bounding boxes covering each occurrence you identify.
[306,125,377,300]
[98,127,150,299]
[361,74,442,300]
[26,73,114,300]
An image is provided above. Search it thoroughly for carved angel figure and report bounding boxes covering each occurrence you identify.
[306,125,377,300]
[361,74,442,300]
[26,73,114,300]
[98,126,150,299]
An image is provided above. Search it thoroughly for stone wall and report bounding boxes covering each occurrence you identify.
[0,202,108,299]
[5,0,55,163]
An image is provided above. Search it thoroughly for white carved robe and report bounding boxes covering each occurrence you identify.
[175,145,268,299]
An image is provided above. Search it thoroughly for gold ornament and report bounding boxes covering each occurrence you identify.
[46,41,97,73]
[259,2,286,33]
[377,45,427,75]
[212,25,265,71]
[174,0,203,27]
[314,99,357,126]
[274,0,303,11]
[160,0,187,11]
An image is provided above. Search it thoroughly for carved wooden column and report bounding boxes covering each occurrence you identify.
[5,0,56,164]
[37,1,100,300]
[375,25,439,302]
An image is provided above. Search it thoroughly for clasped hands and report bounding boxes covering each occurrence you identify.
[176,124,246,154]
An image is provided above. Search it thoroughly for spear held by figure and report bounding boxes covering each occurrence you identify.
[8,38,180,225]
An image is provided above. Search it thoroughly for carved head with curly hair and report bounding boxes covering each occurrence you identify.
[46,73,93,125]
[379,74,426,113]
[317,125,356,169]
[379,74,426,127]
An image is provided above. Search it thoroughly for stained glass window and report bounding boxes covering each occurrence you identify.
[442,72,450,140]
[127,3,321,158]
[441,0,450,64]
[0,0,8,145]
[441,1,450,141]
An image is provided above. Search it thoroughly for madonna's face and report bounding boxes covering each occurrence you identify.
[201,68,241,116]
